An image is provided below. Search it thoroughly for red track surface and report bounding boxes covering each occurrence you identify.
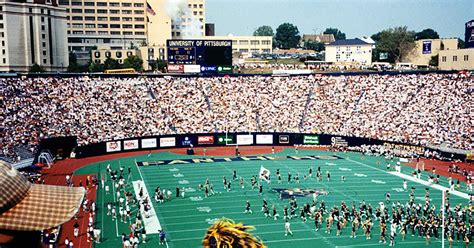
[38,146,472,247]
[403,158,472,182]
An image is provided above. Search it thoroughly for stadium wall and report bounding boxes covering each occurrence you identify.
[0,69,461,79]
[66,132,467,160]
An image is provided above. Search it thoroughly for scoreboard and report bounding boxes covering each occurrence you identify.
[167,39,232,66]
[168,47,196,64]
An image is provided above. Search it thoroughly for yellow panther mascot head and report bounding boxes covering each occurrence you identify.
[202,218,266,248]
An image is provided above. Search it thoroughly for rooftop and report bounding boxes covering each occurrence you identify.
[327,38,369,46]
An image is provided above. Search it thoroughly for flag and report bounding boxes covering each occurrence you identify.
[147,2,156,16]
[259,166,270,182]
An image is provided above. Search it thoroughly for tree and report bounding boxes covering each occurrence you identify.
[155,59,167,72]
[275,23,301,49]
[323,28,346,40]
[103,58,121,70]
[253,25,274,37]
[372,26,416,63]
[67,52,81,72]
[429,55,439,67]
[29,63,45,73]
[415,28,439,40]
[88,62,104,72]
[304,41,325,52]
[123,55,143,72]
[458,38,465,49]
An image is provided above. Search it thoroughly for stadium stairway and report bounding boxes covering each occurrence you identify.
[41,165,97,248]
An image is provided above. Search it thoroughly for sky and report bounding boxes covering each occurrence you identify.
[206,0,473,39]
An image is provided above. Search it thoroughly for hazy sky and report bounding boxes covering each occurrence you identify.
[206,0,473,39]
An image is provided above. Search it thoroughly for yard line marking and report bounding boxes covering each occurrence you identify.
[388,171,470,200]
[346,158,470,200]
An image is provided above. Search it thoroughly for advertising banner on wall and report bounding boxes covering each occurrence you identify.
[181,136,192,146]
[141,138,157,148]
[279,135,289,144]
[160,137,176,147]
[237,135,253,145]
[256,134,273,144]
[217,134,235,145]
[422,40,432,54]
[106,141,121,152]
[167,64,184,73]
[217,65,233,74]
[303,135,319,144]
[198,136,214,144]
[123,139,139,150]
[200,65,217,73]
[184,65,200,73]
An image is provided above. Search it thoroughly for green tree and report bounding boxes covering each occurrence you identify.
[155,59,167,72]
[429,54,439,67]
[253,25,274,37]
[67,52,81,72]
[29,63,45,73]
[458,38,465,49]
[88,62,104,72]
[372,26,416,63]
[275,23,301,49]
[323,28,346,40]
[304,41,325,52]
[123,55,143,72]
[415,28,439,40]
[103,58,121,70]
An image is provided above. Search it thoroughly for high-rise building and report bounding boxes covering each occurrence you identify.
[0,0,68,72]
[62,0,205,64]
[170,0,205,39]
[59,0,150,63]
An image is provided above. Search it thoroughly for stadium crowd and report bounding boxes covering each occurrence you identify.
[1,73,472,158]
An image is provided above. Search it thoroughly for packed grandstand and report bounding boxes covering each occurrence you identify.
[1,73,472,160]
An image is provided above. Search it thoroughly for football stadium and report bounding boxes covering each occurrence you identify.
[1,72,473,248]
[0,0,473,247]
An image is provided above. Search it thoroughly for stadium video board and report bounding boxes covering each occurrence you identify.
[167,40,232,69]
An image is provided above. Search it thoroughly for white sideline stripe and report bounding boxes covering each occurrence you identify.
[388,171,470,200]
[132,180,161,234]
[346,158,470,200]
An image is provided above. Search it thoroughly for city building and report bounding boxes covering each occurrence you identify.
[170,0,205,39]
[300,34,335,46]
[405,38,458,66]
[325,38,372,65]
[438,48,474,70]
[205,23,214,36]
[0,0,68,72]
[59,0,150,63]
[91,45,166,71]
[61,0,205,64]
[200,35,272,54]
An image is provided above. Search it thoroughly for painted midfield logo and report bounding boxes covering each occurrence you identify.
[272,188,329,199]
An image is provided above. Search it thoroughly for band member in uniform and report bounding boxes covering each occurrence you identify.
[272,204,279,220]
[285,220,293,236]
[244,201,252,214]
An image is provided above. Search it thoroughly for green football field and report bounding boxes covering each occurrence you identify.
[75,149,471,248]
